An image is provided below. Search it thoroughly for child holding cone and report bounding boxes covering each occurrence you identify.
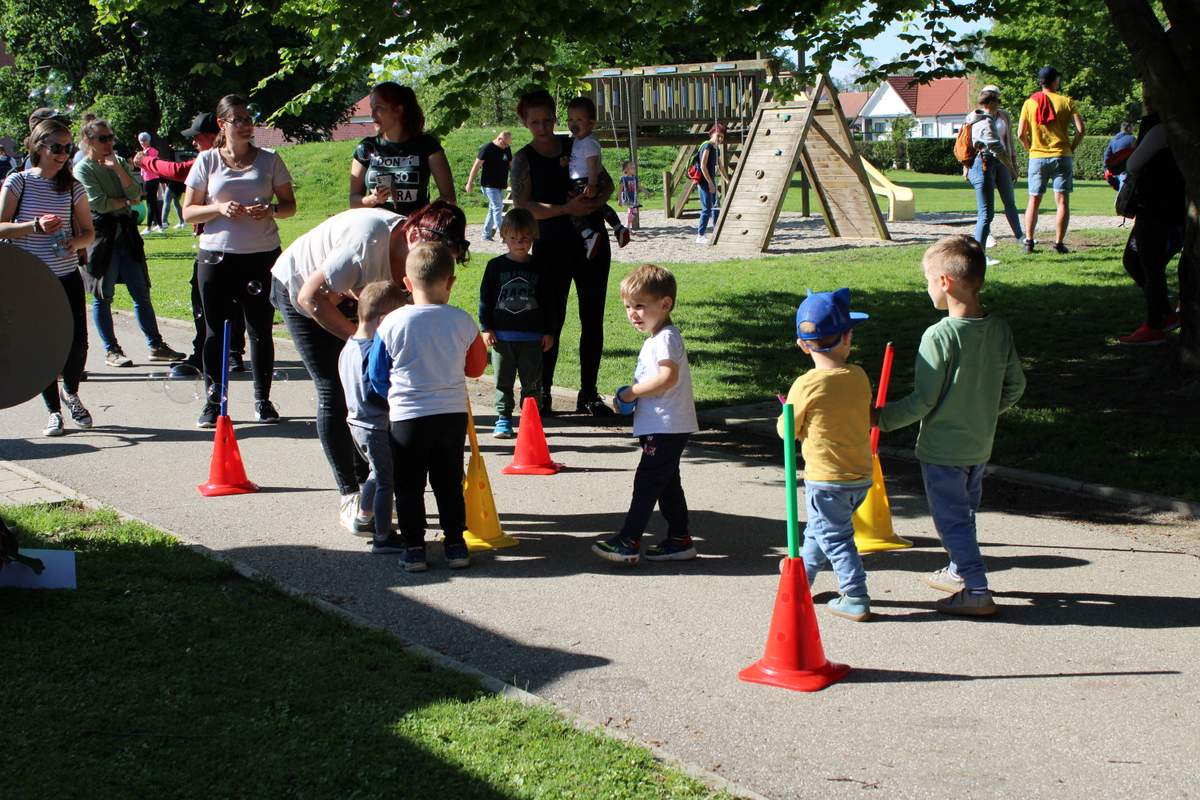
[778,288,874,622]
[877,235,1025,616]
[368,243,488,572]
[593,265,699,565]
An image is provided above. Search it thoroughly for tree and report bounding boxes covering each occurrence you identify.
[890,114,916,167]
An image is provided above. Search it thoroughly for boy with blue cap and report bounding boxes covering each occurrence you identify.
[778,287,874,621]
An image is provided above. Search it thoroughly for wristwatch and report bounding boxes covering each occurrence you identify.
[32,217,43,234]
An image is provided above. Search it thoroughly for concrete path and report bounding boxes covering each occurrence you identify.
[3,315,1198,800]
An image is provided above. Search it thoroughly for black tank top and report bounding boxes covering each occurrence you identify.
[520,137,575,243]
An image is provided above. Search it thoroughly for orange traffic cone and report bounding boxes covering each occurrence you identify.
[738,557,850,692]
[462,400,518,551]
[852,454,912,553]
[198,415,258,496]
[501,397,562,475]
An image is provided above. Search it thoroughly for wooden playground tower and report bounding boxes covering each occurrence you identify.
[584,63,890,251]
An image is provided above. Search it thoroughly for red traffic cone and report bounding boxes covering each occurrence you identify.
[501,397,562,475]
[738,557,850,692]
[198,415,258,496]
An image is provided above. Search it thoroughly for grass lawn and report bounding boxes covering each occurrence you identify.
[0,502,725,799]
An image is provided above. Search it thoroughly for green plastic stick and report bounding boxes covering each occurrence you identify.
[782,403,799,558]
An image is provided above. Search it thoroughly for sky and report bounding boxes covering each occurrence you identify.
[820,15,988,84]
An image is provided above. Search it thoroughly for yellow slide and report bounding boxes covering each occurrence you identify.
[860,158,916,222]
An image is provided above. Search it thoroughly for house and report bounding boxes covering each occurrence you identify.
[836,90,871,136]
[850,77,970,140]
[252,94,377,147]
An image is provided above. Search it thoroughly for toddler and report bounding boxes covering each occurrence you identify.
[565,96,630,257]
[618,159,651,230]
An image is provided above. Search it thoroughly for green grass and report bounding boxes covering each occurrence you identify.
[0,502,725,799]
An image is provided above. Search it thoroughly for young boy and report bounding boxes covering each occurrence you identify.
[778,288,874,622]
[338,280,409,553]
[618,159,651,231]
[878,235,1026,616]
[565,96,629,258]
[368,242,488,572]
[593,265,699,565]
[478,208,555,438]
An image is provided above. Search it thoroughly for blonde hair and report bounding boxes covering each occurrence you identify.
[923,235,986,287]
[406,241,455,287]
[619,264,677,304]
[357,281,408,320]
[499,207,537,241]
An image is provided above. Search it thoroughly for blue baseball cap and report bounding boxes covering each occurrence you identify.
[795,288,868,351]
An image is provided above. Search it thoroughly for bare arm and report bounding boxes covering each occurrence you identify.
[247,182,297,221]
[586,154,600,196]
[296,268,356,340]
[429,151,456,204]
[619,360,680,402]
[1071,112,1086,153]
[182,185,245,225]
[0,185,39,238]
[68,192,94,251]
[349,159,390,209]
[464,158,484,193]
[1017,116,1031,151]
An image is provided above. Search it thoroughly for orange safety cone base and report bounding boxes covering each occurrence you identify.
[500,397,563,475]
[500,461,562,476]
[853,454,912,553]
[197,416,258,497]
[738,557,850,693]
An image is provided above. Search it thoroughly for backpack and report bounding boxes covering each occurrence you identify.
[953,123,976,167]
[688,142,712,184]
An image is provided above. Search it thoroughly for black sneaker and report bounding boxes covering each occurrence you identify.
[576,395,616,418]
[1023,238,1035,254]
[196,401,219,429]
[540,394,556,418]
[1053,241,1070,254]
[229,353,247,373]
[254,400,280,423]
[371,533,407,554]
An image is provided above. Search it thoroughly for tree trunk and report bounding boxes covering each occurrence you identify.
[1104,0,1200,373]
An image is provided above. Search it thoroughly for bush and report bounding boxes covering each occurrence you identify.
[1012,136,1110,181]
[856,140,897,169]
[908,138,960,174]
[868,134,1116,180]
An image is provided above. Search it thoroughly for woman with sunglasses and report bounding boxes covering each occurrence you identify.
[270,200,468,533]
[74,118,184,369]
[183,94,296,429]
[0,118,95,437]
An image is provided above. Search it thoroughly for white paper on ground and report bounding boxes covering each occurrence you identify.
[0,549,77,589]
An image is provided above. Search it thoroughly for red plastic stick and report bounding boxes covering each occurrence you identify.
[870,342,894,454]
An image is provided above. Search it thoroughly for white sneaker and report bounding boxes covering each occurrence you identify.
[339,493,372,535]
[986,256,1000,266]
[175,222,187,229]
[43,412,65,437]
[60,389,93,429]
[695,235,709,245]
[985,234,996,249]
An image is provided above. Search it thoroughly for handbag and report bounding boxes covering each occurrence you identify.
[1115,172,1138,218]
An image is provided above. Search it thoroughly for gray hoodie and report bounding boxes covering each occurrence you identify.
[965,109,1003,152]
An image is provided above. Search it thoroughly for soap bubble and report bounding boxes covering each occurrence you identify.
[163,364,203,405]
[271,369,289,383]
[391,1,411,17]
[246,280,263,296]
[131,21,149,38]
[199,251,224,266]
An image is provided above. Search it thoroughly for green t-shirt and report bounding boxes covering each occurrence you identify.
[879,315,1026,466]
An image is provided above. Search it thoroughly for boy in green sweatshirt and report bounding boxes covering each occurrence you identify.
[878,235,1026,616]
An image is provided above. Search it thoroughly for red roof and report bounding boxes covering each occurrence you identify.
[837,91,870,120]
[886,77,920,116]
[914,78,969,116]
[349,95,371,120]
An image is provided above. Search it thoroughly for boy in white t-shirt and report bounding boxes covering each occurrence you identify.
[566,97,630,259]
[593,265,699,565]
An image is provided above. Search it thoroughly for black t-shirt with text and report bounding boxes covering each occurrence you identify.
[353,133,444,216]
[477,142,512,189]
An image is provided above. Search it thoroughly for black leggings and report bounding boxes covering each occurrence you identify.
[1123,216,1183,329]
[144,179,162,229]
[197,249,278,401]
[189,257,245,364]
[390,413,468,548]
[43,269,88,412]
[537,236,611,398]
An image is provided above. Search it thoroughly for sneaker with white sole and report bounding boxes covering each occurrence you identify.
[399,546,428,572]
[339,493,372,535]
[148,343,186,362]
[254,400,280,423]
[196,401,219,429]
[935,588,997,617]
[695,234,709,245]
[370,533,407,554]
[643,536,698,561]
[922,567,965,594]
[827,594,871,621]
[43,412,65,437]
[59,389,93,429]
[592,534,640,565]
[444,542,470,569]
[105,348,133,368]
[493,416,514,439]
[985,256,1000,267]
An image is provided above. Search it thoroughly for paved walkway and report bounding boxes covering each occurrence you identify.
[2,315,1198,799]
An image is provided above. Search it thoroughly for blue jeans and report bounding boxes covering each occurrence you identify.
[481,186,504,239]
[351,425,394,541]
[697,182,718,236]
[920,462,988,590]
[991,159,1024,242]
[91,244,164,353]
[968,155,996,252]
[803,481,870,597]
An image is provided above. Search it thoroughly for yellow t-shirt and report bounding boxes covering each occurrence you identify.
[777,365,872,483]
[1019,91,1078,158]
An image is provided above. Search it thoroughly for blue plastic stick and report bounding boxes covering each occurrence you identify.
[782,403,799,559]
[219,319,231,417]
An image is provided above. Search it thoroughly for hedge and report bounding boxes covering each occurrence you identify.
[855,135,1115,180]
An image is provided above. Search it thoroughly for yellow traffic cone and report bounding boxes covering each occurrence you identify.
[852,453,912,553]
[463,400,518,551]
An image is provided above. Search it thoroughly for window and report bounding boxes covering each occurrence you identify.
[921,122,934,137]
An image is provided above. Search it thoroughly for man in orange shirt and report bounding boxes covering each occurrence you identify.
[1017,66,1085,254]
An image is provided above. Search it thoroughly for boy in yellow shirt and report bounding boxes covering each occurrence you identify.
[778,288,874,621]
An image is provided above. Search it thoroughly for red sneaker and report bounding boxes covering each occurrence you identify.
[1118,323,1166,346]
[1162,312,1181,332]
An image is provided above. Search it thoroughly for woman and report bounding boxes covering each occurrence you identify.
[0,119,95,436]
[963,85,1023,264]
[696,123,727,243]
[136,132,163,234]
[74,118,184,369]
[270,201,469,531]
[348,82,456,216]
[183,93,296,428]
[510,89,613,417]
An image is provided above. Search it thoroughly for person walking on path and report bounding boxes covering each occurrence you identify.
[1017,66,1085,255]
[464,130,512,241]
[183,94,296,428]
[963,85,1023,264]
[349,82,456,217]
[74,118,184,369]
[510,89,615,418]
[0,118,95,437]
[136,132,164,234]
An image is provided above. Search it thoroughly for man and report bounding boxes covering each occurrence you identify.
[1102,121,1136,190]
[131,112,246,377]
[1017,66,1085,254]
[463,130,512,241]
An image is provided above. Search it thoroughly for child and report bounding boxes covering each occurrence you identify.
[593,265,699,565]
[338,280,409,553]
[368,242,488,572]
[565,96,630,258]
[478,208,555,439]
[618,159,651,231]
[878,235,1026,616]
[778,288,874,622]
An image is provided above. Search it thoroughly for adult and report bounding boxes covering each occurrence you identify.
[695,123,728,244]
[1017,66,1085,254]
[1117,93,1186,346]
[464,130,513,241]
[74,118,184,368]
[348,82,455,217]
[270,201,470,531]
[1102,121,1136,190]
[0,145,13,181]
[0,118,95,436]
[963,85,1024,265]
[23,108,70,170]
[136,132,164,234]
[183,93,296,428]
[132,111,247,379]
[510,89,614,417]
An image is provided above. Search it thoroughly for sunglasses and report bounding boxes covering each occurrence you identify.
[90,134,115,143]
[224,115,255,128]
[42,142,74,155]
